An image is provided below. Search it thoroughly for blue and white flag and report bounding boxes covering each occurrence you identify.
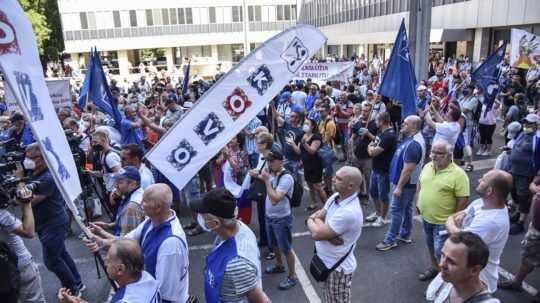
[0,0,82,212]
[78,48,122,129]
[379,19,418,118]
[147,25,326,191]
[182,60,191,97]
[472,43,506,117]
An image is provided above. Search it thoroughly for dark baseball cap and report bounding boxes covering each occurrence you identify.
[189,188,236,219]
[113,166,141,184]
[266,148,284,161]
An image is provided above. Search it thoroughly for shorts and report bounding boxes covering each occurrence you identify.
[266,215,293,254]
[369,171,390,202]
[522,226,540,267]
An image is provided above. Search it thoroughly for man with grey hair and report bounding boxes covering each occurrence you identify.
[417,140,470,281]
[59,239,160,303]
[307,166,364,303]
[85,183,189,303]
[120,104,144,149]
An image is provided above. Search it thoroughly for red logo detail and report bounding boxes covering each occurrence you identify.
[0,10,20,55]
[223,87,252,120]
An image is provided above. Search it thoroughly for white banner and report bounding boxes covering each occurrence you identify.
[147,25,326,191]
[0,1,82,211]
[4,78,72,111]
[510,28,540,69]
[295,62,355,82]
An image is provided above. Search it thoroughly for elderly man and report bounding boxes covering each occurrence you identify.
[417,140,470,281]
[120,105,144,148]
[446,169,511,293]
[190,188,269,302]
[85,183,189,303]
[307,166,364,303]
[376,115,425,251]
[58,239,161,303]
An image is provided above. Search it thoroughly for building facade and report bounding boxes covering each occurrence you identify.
[58,0,298,77]
[298,0,540,67]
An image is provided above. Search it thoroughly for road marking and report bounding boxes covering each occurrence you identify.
[294,252,322,303]
[499,267,538,296]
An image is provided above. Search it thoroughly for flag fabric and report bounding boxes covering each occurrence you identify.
[378,19,418,118]
[146,25,326,191]
[182,60,191,97]
[78,48,122,129]
[471,43,506,117]
[0,0,82,212]
[510,28,540,69]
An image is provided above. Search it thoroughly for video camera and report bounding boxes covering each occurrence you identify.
[0,176,38,209]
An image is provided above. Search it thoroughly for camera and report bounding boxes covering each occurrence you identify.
[0,176,35,209]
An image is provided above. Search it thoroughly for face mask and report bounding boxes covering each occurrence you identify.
[524,127,535,134]
[93,144,104,152]
[197,214,214,232]
[302,124,311,133]
[23,158,35,170]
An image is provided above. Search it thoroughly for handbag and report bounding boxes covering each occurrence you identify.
[318,143,337,168]
[310,244,354,282]
[247,160,267,204]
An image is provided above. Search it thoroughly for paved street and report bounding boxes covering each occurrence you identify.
[25,131,540,303]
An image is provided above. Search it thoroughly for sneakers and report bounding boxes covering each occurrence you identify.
[370,217,385,227]
[476,149,484,156]
[365,212,378,223]
[375,241,398,251]
[278,276,298,290]
[265,265,286,274]
[396,236,413,244]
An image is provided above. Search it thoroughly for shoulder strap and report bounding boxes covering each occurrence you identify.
[258,160,267,174]
[276,170,293,200]
[463,292,494,303]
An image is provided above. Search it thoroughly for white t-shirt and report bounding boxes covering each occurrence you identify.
[139,164,155,190]
[433,121,461,146]
[0,210,32,268]
[102,151,122,192]
[462,199,509,293]
[315,193,363,274]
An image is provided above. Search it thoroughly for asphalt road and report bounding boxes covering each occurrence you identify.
[24,129,540,303]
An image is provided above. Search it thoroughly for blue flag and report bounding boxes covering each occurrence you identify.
[378,19,417,118]
[471,43,506,117]
[78,48,122,129]
[182,60,191,97]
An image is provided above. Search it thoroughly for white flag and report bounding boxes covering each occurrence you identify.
[510,28,540,69]
[147,25,326,191]
[295,62,355,82]
[0,1,82,213]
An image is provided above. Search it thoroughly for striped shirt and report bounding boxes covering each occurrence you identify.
[220,256,259,302]
[244,118,262,155]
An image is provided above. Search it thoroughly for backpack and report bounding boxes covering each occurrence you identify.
[276,170,304,208]
[0,241,20,295]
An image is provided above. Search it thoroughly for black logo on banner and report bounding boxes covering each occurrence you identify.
[223,88,252,120]
[281,37,309,73]
[193,112,225,145]
[167,140,197,171]
[247,65,273,95]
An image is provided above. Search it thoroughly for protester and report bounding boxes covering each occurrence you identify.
[120,144,155,190]
[300,118,327,211]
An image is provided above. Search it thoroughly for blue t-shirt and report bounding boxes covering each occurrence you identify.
[120,117,144,147]
[30,170,69,232]
[389,138,422,187]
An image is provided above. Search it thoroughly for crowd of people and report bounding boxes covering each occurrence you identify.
[0,50,540,303]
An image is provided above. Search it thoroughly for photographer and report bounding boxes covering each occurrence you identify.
[0,185,45,303]
[23,143,85,296]
[6,113,34,149]
[88,130,122,193]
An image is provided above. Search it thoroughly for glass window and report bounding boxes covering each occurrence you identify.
[209,7,216,23]
[231,44,244,62]
[277,5,284,21]
[80,12,88,29]
[232,6,243,22]
[113,11,121,28]
[87,12,96,29]
[291,5,297,20]
[284,5,291,20]
[162,9,169,25]
[248,5,262,21]
[178,8,185,24]
[145,9,153,26]
[152,9,162,25]
[185,8,193,24]
[169,8,177,24]
[129,10,137,27]
[202,45,212,57]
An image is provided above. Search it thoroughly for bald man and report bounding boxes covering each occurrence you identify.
[445,169,511,293]
[307,166,364,303]
[85,184,189,303]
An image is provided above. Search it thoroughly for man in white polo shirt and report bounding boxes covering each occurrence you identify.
[307,166,364,303]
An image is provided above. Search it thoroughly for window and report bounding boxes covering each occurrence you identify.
[152,9,162,25]
[113,11,121,28]
[178,8,185,24]
[185,8,193,24]
[169,9,177,24]
[277,5,284,20]
[80,12,88,29]
[284,5,291,20]
[209,7,216,23]
[129,10,137,27]
[145,9,153,26]
[291,5,297,20]
[231,44,244,62]
[162,9,169,25]
[248,5,261,21]
[202,45,212,57]
[232,6,243,22]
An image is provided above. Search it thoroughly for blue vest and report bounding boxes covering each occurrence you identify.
[389,133,425,186]
[110,271,161,303]
[204,222,261,303]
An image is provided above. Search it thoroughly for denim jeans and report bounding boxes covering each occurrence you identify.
[38,225,82,292]
[383,184,416,244]
[266,215,293,254]
[422,219,448,261]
